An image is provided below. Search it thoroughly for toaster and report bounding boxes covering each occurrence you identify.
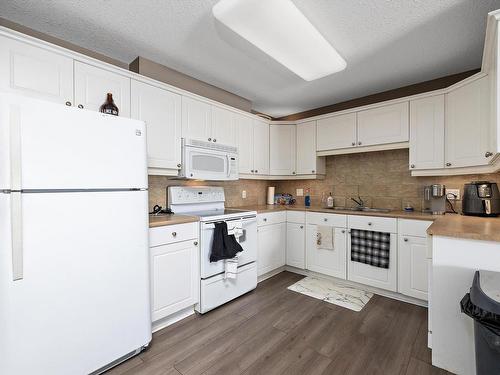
[462,181,500,217]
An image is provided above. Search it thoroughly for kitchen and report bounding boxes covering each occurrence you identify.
[1,1,500,375]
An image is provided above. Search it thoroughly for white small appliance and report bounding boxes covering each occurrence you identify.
[0,93,151,374]
[178,138,238,180]
[168,186,257,313]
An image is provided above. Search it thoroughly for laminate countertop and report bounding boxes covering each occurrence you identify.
[149,214,199,228]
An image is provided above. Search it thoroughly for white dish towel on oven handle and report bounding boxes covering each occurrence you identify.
[224,221,244,279]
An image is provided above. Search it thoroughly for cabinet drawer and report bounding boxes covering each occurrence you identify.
[348,215,397,233]
[398,219,433,238]
[149,222,198,247]
[257,211,286,226]
[287,210,305,223]
[306,212,347,227]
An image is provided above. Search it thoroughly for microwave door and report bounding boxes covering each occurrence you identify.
[187,149,228,180]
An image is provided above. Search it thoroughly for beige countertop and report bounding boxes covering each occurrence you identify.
[149,214,199,228]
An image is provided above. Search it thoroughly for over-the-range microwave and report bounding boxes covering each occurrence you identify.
[178,138,238,181]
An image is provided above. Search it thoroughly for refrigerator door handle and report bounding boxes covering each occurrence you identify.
[10,105,22,191]
[11,192,23,280]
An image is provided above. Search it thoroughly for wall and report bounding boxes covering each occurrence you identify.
[148,176,269,211]
[272,149,500,212]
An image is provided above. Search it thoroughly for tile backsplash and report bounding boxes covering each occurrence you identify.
[148,149,500,213]
[273,149,500,212]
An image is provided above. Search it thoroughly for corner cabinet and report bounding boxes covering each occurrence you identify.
[131,80,182,175]
[296,121,325,175]
[238,118,270,176]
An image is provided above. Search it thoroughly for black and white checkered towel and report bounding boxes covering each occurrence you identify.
[350,229,390,269]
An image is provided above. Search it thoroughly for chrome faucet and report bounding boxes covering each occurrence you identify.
[351,196,365,208]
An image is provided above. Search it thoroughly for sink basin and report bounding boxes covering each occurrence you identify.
[329,207,391,213]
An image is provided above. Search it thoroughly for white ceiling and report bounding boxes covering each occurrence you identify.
[1,0,500,117]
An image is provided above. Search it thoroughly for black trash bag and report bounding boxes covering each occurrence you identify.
[461,293,500,338]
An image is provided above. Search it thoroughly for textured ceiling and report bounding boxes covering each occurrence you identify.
[1,0,500,117]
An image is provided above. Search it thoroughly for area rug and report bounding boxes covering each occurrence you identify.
[287,276,373,312]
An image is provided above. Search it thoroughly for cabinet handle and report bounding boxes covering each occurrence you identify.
[208,138,212,142]
[368,222,372,226]
[485,151,493,157]
[358,141,362,146]
[194,241,198,246]
[352,142,356,146]
[65,101,72,106]
[213,139,217,142]
[77,104,84,109]
[172,232,177,237]
[403,238,408,242]
[445,162,452,167]
[177,163,181,168]
[410,164,415,169]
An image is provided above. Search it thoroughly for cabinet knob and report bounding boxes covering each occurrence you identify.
[208,138,212,142]
[410,164,415,169]
[194,241,198,246]
[358,141,362,146]
[171,232,177,237]
[485,151,493,157]
[251,170,254,173]
[368,222,372,226]
[445,162,452,167]
[292,171,296,175]
[403,238,408,242]
[255,170,258,173]
[177,163,182,168]
[77,104,84,109]
[312,170,315,173]
[263,218,267,222]
[213,139,216,142]
[300,225,303,229]
[352,142,356,146]
[341,229,346,233]
[324,218,328,222]
[65,101,72,106]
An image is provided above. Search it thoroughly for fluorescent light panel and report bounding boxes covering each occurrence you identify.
[213,0,346,81]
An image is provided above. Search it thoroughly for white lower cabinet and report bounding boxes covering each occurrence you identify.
[149,223,199,323]
[286,222,305,269]
[306,224,347,279]
[257,221,286,276]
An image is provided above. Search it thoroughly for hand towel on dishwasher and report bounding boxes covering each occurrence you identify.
[316,226,334,250]
[210,222,243,262]
[350,229,390,268]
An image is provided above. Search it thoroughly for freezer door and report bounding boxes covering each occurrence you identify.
[0,190,151,375]
[0,93,147,190]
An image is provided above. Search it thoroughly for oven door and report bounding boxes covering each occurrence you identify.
[200,216,257,279]
[183,145,237,181]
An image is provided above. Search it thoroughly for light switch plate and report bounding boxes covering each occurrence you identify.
[242,190,247,199]
[446,188,460,200]
[296,188,304,197]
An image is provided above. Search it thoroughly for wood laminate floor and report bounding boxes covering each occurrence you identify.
[106,272,453,375]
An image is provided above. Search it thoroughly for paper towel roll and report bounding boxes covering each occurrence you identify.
[267,186,275,205]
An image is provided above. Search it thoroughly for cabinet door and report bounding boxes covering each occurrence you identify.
[286,222,305,269]
[305,225,347,279]
[270,124,296,175]
[74,61,131,117]
[316,113,357,151]
[253,119,270,175]
[257,223,286,276]
[296,121,318,175]
[131,80,181,171]
[398,235,428,301]
[181,96,212,142]
[409,95,445,170]
[0,36,73,104]
[212,106,237,146]
[357,102,409,146]
[236,114,254,174]
[150,239,199,322]
[445,77,491,168]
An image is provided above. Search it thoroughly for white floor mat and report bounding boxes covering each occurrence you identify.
[287,276,373,312]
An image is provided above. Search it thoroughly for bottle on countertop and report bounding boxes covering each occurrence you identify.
[305,188,311,207]
[327,192,334,208]
[320,192,326,207]
[99,93,119,116]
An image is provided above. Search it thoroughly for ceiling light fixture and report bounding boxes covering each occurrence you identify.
[212,0,346,81]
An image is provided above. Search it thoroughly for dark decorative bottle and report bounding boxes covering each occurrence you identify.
[99,93,119,116]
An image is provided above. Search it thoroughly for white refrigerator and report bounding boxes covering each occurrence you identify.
[0,93,152,374]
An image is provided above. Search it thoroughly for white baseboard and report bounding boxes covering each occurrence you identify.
[257,266,286,283]
[152,306,195,333]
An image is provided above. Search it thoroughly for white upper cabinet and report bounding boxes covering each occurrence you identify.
[253,119,270,175]
[74,61,131,117]
[317,113,357,151]
[212,106,237,146]
[236,114,254,174]
[296,121,324,175]
[181,96,212,142]
[357,102,409,146]
[0,36,73,105]
[270,124,296,175]
[409,95,445,170]
[131,80,182,173]
[445,76,491,168]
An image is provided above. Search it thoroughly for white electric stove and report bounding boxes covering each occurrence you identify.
[168,186,257,313]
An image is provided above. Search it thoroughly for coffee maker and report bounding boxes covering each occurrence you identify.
[422,184,446,215]
[462,181,500,217]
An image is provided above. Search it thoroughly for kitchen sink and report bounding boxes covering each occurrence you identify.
[329,207,391,213]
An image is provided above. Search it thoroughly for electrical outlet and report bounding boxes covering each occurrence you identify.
[296,188,304,197]
[446,188,460,200]
[242,190,247,199]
